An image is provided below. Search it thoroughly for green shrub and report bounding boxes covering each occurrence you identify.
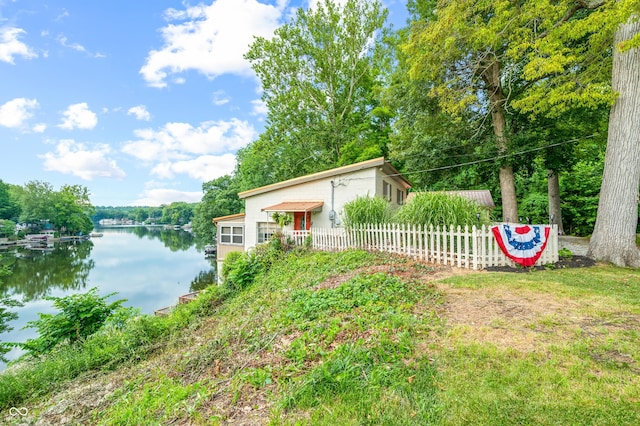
[0,220,16,238]
[221,233,292,293]
[343,195,393,227]
[560,159,603,236]
[253,235,286,269]
[558,248,573,259]
[519,192,548,224]
[221,251,243,282]
[268,230,294,254]
[21,288,126,356]
[224,252,262,293]
[395,192,489,228]
[0,283,231,411]
[0,296,22,363]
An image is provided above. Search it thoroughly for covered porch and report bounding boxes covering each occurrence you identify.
[261,201,324,232]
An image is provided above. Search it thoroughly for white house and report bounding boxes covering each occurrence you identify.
[212,157,411,271]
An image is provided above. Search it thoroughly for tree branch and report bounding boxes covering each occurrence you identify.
[537,0,605,39]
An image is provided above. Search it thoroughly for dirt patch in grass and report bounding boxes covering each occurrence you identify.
[203,382,274,425]
[434,283,640,357]
[313,257,474,291]
[436,287,579,352]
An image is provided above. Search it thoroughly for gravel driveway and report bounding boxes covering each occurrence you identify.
[558,235,590,256]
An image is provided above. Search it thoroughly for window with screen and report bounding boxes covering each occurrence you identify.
[220,225,244,245]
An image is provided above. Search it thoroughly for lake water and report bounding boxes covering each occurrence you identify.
[0,226,216,370]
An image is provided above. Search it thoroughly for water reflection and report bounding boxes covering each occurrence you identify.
[0,241,95,302]
[189,270,217,292]
[102,226,198,252]
[0,227,216,369]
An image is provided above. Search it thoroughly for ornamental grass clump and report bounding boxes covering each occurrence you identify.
[342,195,393,227]
[395,192,490,228]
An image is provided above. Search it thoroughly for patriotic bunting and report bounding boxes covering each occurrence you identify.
[492,224,551,267]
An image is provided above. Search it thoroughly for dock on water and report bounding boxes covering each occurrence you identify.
[154,291,202,316]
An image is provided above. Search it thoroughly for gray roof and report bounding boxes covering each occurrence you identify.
[407,190,495,208]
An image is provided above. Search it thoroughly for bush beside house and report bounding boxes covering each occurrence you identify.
[344,193,491,228]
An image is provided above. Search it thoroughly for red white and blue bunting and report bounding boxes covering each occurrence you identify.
[491,224,551,267]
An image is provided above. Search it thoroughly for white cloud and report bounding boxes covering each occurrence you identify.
[33,123,47,133]
[122,118,256,163]
[0,98,38,128]
[133,188,203,206]
[55,9,70,22]
[56,33,105,58]
[140,0,286,88]
[127,105,151,121]
[56,34,86,53]
[58,103,98,130]
[0,27,37,64]
[151,153,237,181]
[212,90,230,106]
[40,139,126,180]
[250,98,268,116]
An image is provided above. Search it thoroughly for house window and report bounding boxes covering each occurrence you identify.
[220,225,243,245]
[383,181,392,202]
[257,222,279,244]
[397,189,404,205]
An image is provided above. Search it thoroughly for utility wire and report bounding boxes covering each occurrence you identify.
[388,133,599,178]
[393,120,577,162]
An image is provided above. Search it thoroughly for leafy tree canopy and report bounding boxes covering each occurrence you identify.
[240,0,391,190]
[0,180,20,220]
[192,175,244,242]
[402,0,626,118]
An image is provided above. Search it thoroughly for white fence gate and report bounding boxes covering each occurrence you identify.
[287,223,558,270]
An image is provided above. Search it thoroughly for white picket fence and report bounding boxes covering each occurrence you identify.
[286,223,559,270]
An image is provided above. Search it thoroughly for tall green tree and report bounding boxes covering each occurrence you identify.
[0,220,16,238]
[17,181,56,225]
[132,208,148,224]
[0,180,20,220]
[192,175,244,242]
[51,185,95,235]
[402,0,616,222]
[240,0,390,190]
[382,25,496,193]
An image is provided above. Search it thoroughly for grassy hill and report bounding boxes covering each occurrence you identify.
[1,249,639,425]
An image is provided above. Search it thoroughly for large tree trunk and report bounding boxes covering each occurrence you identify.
[547,169,564,235]
[587,17,640,267]
[499,165,518,223]
[483,60,519,223]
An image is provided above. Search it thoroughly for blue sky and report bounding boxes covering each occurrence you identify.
[0,0,408,206]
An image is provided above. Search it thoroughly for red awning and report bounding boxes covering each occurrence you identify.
[261,201,324,213]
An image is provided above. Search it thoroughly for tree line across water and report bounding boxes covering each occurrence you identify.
[0,180,205,240]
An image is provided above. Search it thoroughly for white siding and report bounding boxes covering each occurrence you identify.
[243,167,407,249]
